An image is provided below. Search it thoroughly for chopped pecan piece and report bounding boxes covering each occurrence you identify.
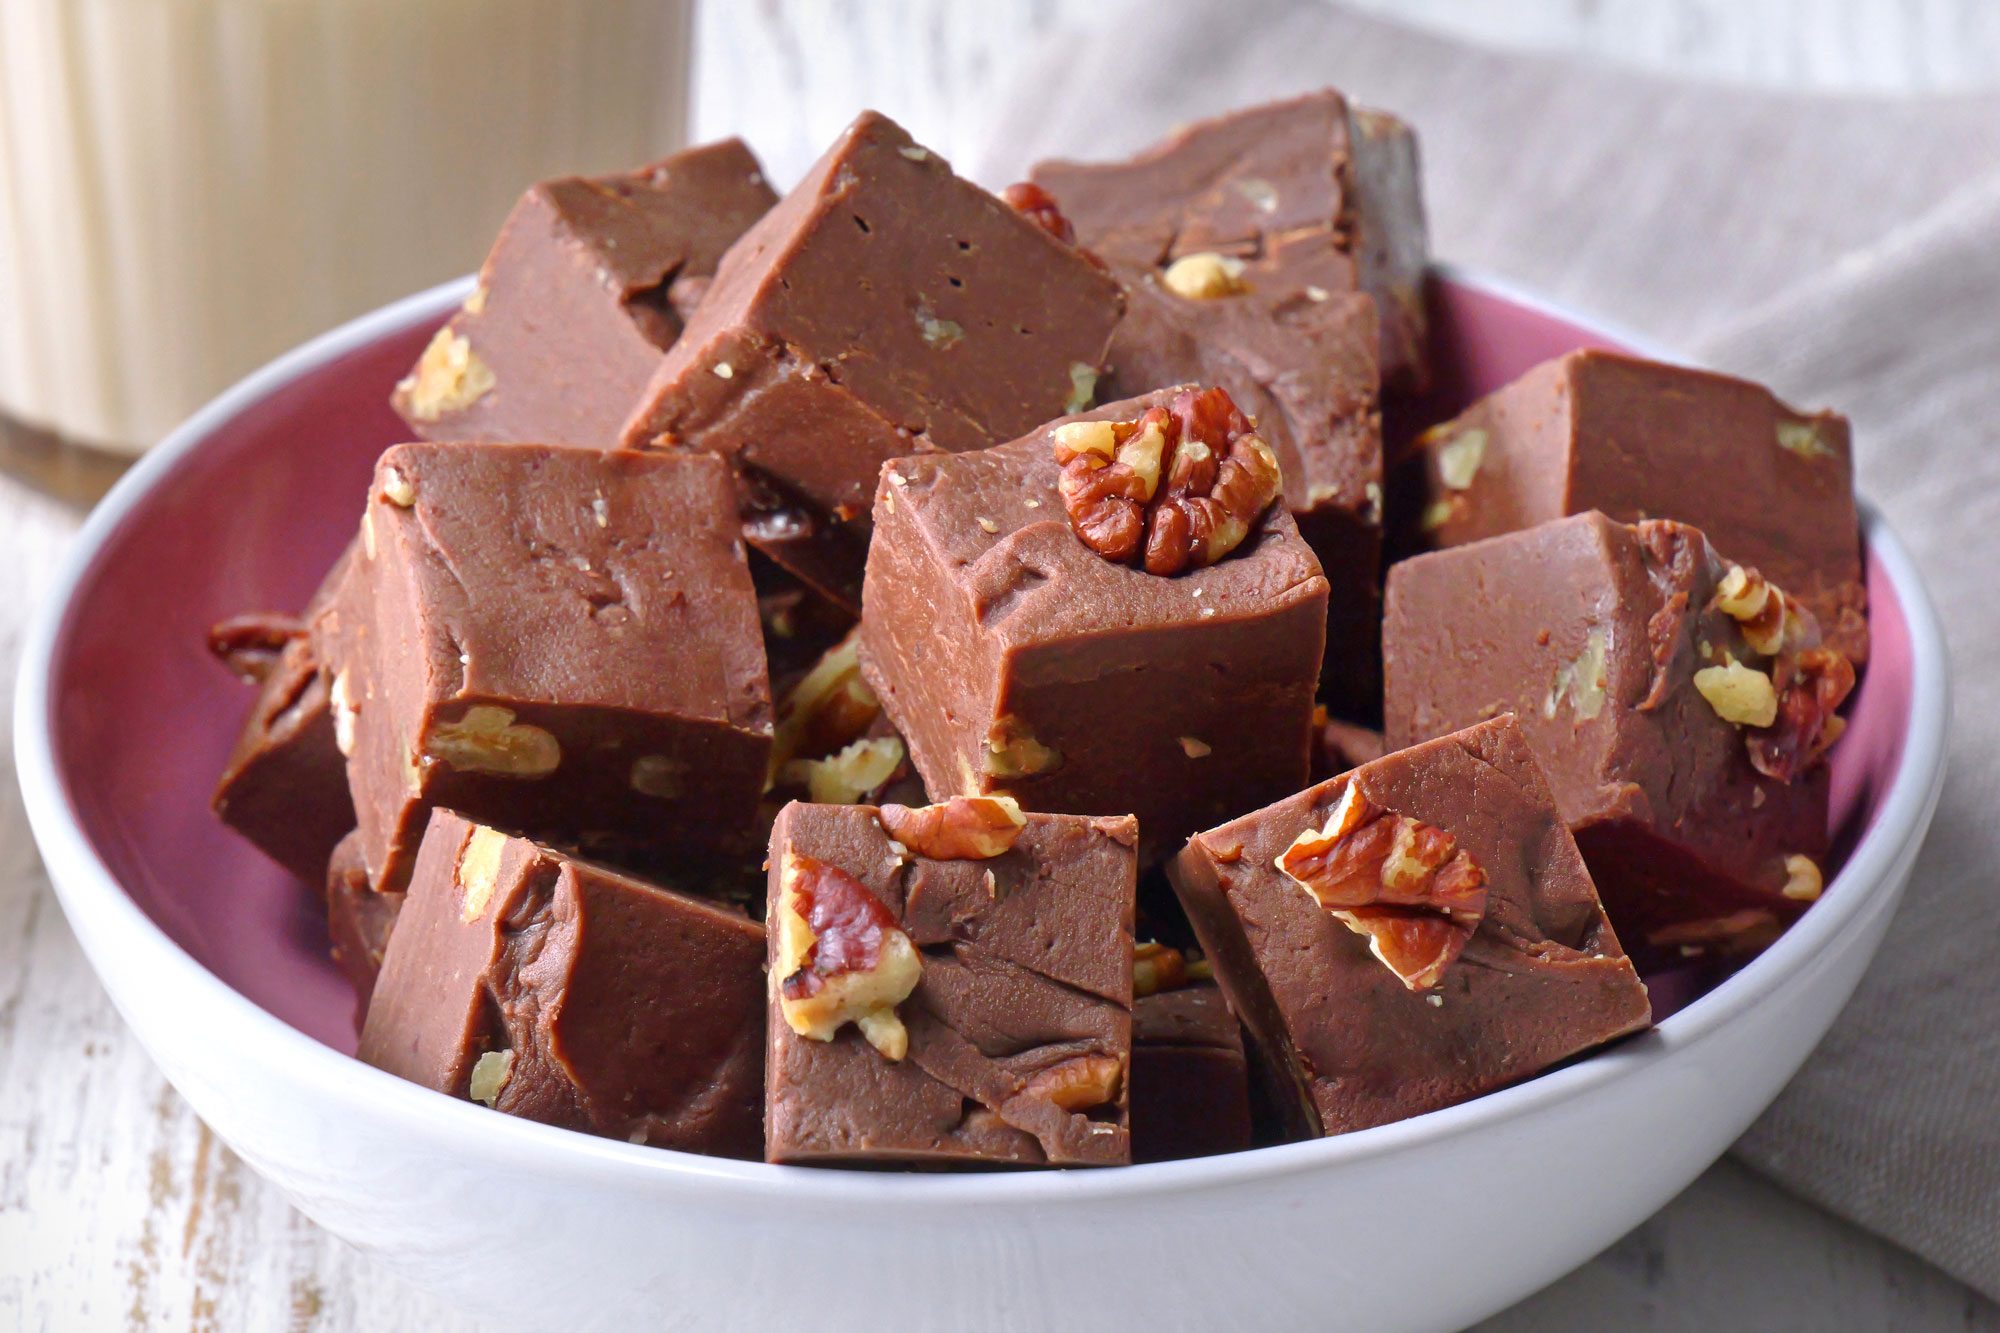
[1000,181,1077,246]
[1132,941,1189,998]
[1693,660,1778,727]
[983,714,1062,780]
[775,853,922,1059]
[1022,1054,1125,1113]
[1781,854,1824,902]
[1748,647,1855,782]
[768,631,881,783]
[1646,908,1783,957]
[1052,386,1283,577]
[878,795,1025,860]
[1275,785,1488,990]
[1712,564,1807,656]
[207,613,304,684]
[1701,564,1855,781]
[781,735,907,805]
[1159,252,1248,300]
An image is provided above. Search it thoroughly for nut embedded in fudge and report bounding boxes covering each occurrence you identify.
[1413,349,1867,660]
[1130,978,1252,1163]
[392,138,777,447]
[359,809,766,1157]
[620,110,1125,592]
[1030,95,1399,709]
[326,830,403,1026]
[208,549,358,885]
[1384,512,1853,964]
[1030,87,1429,392]
[860,387,1329,865]
[1168,714,1651,1138]
[314,442,772,891]
[765,798,1136,1167]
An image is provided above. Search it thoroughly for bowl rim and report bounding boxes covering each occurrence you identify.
[13,267,1952,1206]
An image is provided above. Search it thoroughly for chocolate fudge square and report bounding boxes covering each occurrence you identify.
[1101,270,1384,710]
[326,831,403,1027]
[1169,715,1651,1138]
[860,389,1329,864]
[765,798,1135,1167]
[208,548,357,885]
[1130,982,1251,1163]
[1414,350,1866,659]
[361,810,766,1157]
[621,111,1124,568]
[392,138,776,446]
[1032,88,1429,392]
[1385,513,1850,963]
[315,442,772,891]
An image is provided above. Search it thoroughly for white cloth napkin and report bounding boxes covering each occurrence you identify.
[988,2,2000,1299]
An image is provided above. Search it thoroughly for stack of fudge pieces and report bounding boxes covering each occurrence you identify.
[207,88,1865,1168]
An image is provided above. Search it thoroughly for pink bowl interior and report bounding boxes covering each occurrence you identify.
[44,275,1914,1055]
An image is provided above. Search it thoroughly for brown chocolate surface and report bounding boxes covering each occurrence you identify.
[391,139,776,447]
[1415,350,1866,660]
[360,809,766,1157]
[765,801,1135,1167]
[1031,88,1429,392]
[1169,715,1650,1138]
[326,830,403,1027]
[621,111,1124,591]
[1130,983,1251,1163]
[1384,512,1831,963]
[859,389,1329,865]
[314,442,771,891]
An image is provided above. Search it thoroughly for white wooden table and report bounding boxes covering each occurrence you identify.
[6,3,1999,1328]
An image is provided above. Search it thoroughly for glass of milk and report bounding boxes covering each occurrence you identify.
[0,0,693,459]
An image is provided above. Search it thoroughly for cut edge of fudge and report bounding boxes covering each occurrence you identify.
[359,807,767,1158]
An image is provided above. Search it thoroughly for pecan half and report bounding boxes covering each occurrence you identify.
[878,795,1025,860]
[1276,785,1488,991]
[776,853,922,1059]
[1052,386,1283,577]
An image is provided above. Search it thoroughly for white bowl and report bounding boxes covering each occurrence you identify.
[15,273,1949,1332]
